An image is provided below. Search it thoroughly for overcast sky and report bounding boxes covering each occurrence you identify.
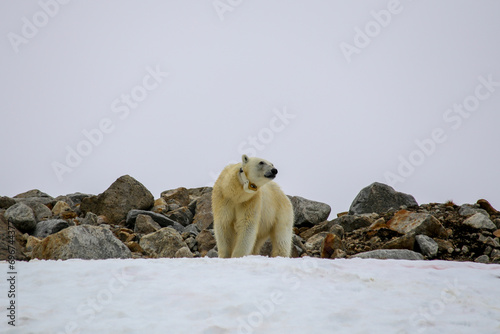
[1,1,499,215]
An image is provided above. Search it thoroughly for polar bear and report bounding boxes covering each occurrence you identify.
[212,155,294,258]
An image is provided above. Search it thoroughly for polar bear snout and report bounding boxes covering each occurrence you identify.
[265,168,278,179]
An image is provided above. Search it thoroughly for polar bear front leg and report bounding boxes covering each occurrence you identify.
[231,223,258,258]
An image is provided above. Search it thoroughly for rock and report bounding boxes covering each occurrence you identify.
[434,239,454,254]
[24,202,52,221]
[382,233,416,250]
[195,230,216,257]
[31,225,132,260]
[386,210,448,238]
[288,195,331,227]
[0,212,28,261]
[115,228,135,243]
[52,201,72,216]
[0,196,16,209]
[493,229,500,238]
[349,182,418,215]
[139,227,187,258]
[81,212,99,226]
[299,220,334,240]
[353,249,424,260]
[415,235,439,258]
[477,199,499,215]
[152,198,168,214]
[330,224,345,239]
[292,234,307,258]
[259,240,272,257]
[33,219,70,239]
[14,189,55,206]
[183,224,200,237]
[5,202,37,234]
[175,246,194,258]
[164,207,193,227]
[126,210,181,232]
[334,214,375,233]
[192,192,213,231]
[161,187,191,207]
[320,233,344,258]
[185,237,197,251]
[125,241,144,253]
[26,235,41,252]
[458,204,489,218]
[474,255,490,263]
[206,249,219,258]
[80,175,154,225]
[462,213,496,231]
[134,214,162,234]
[304,232,329,254]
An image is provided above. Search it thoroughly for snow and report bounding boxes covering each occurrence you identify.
[2,257,500,334]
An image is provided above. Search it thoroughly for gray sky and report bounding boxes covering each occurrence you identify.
[1,0,499,215]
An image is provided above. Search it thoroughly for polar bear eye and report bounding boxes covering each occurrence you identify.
[259,161,264,165]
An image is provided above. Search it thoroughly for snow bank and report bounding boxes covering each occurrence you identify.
[2,257,500,333]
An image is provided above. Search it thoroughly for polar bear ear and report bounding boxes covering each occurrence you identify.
[241,154,249,166]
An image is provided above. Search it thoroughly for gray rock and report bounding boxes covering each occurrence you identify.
[80,175,154,224]
[288,195,331,227]
[24,201,52,221]
[175,246,194,258]
[474,255,490,263]
[126,210,181,231]
[134,214,161,234]
[5,202,37,234]
[31,225,132,260]
[33,219,70,239]
[415,235,439,258]
[81,212,99,226]
[333,214,374,233]
[139,227,187,258]
[193,192,214,231]
[206,249,219,258]
[55,192,92,210]
[353,249,424,260]
[183,224,200,237]
[349,182,418,215]
[13,189,55,206]
[164,207,193,227]
[462,213,496,231]
[458,204,489,218]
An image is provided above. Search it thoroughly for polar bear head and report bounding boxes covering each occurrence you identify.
[240,154,278,192]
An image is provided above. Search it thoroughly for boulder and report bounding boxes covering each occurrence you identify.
[175,246,194,258]
[164,207,193,227]
[462,213,496,231]
[195,230,216,257]
[25,202,52,221]
[134,214,161,234]
[415,235,439,258]
[81,212,99,226]
[320,233,344,258]
[126,210,183,232]
[31,225,132,260]
[192,192,214,231]
[304,232,329,254]
[5,202,37,234]
[386,210,448,238]
[349,182,418,215]
[333,214,375,233]
[0,211,28,261]
[0,196,16,209]
[161,187,191,207]
[13,189,55,206]
[139,227,187,258]
[288,196,331,227]
[353,249,424,260]
[458,204,489,218]
[80,175,154,224]
[33,219,70,239]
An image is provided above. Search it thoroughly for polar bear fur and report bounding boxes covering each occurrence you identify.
[212,155,294,258]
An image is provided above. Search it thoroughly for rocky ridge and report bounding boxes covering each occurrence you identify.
[1,177,499,264]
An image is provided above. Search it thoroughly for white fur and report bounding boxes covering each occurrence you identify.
[212,155,294,258]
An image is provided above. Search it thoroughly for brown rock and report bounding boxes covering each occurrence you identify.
[386,210,448,238]
[477,199,499,215]
[139,227,187,258]
[161,187,190,207]
[125,241,144,254]
[196,230,216,257]
[304,232,329,254]
[300,220,333,240]
[382,233,416,250]
[493,229,500,238]
[0,212,28,261]
[193,192,213,231]
[134,214,161,234]
[175,246,194,258]
[320,233,344,258]
[52,201,71,215]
